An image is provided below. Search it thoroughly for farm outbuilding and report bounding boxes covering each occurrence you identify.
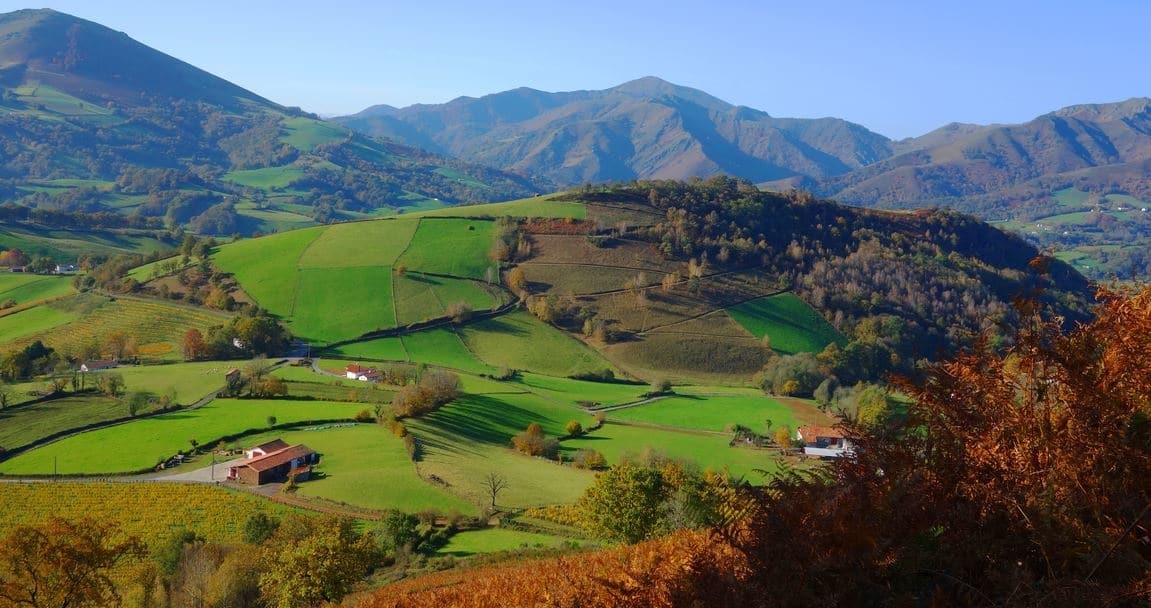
[228,443,319,485]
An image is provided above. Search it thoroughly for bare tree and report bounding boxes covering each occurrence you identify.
[484,472,508,510]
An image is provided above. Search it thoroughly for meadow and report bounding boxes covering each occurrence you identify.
[460,311,617,377]
[0,273,74,304]
[211,226,323,318]
[726,293,845,354]
[0,304,77,343]
[396,218,495,279]
[605,394,804,433]
[0,398,365,474]
[291,267,395,342]
[409,197,587,220]
[436,528,578,557]
[0,394,126,452]
[238,425,474,514]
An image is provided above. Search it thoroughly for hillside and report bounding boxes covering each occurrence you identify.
[194,179,1092,386]
[771,99,1151,279]
[334,76,893,186]
[0,9,538,238]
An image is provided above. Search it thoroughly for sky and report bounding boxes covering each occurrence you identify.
[3,0,1149,139]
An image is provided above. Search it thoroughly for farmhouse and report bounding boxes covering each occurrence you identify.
[80,360,118,372]
[796,425,854,458]
[228,442,319,485]
[345,363,380,382]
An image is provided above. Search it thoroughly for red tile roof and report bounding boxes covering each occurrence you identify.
[250,439,289,454]
[346,364,374,374]
[797,425,845,441]
[239,444,316,472]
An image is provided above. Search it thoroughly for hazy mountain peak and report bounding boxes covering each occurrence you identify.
[609,76,733,110]
[1050,97,1151,122]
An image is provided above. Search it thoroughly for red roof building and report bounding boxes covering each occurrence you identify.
[229,444,319,485]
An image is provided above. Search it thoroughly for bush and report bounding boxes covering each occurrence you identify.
[392,370,460,417]
[564,420,584,437]
[648,378,672,396]
[354,409,374,423]
[573,449,607,470]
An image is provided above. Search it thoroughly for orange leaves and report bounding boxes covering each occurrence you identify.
[356,530,749,608]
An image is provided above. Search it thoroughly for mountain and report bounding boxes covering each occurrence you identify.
[0,9,538,237]
[800,98,1151,212]
[334,76,894,186]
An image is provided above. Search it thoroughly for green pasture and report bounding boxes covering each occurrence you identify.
[605,394,799,433]
[0,274,74,304]
[437,528,577,556]
[405,394,595,507]
[393,273,500,326]
[0,399,365,475]
[212,227,323,317]
[563,422,780,481]
[298,219,419,268]
[410,197,586,220]
[223,165,308,189]
[0,305,77,344]
[239,425,473,513]
[282,117,347,152]
[403,328,495,375]
[325,336,409,362]
[234,204,316,233]
[461,311,617,378]
[1052,188,1090,209]
[396,219,495,279]
[726,293,844,354]
[92,361,238,405]
[509,373,644,408]
[291,267,394,342]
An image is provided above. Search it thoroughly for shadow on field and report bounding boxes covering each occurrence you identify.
[412,395,556,455]
[473,318,529,336]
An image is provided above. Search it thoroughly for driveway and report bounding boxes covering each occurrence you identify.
[156,456,248,483]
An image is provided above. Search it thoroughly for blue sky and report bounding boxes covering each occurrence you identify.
[5,0,1149,138]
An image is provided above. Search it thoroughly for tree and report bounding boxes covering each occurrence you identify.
[446,300,473,324]
[483,472,508,510]
[564,419,584,437]
[126,391,150,417]
[774,425,794,448]
[243,512,280,545]
[95,372,125,397]
[259,516,380,608]
[182,328,207,361]
[267,415,277,428]
[853,384,893,429]
[377,510,420,553]
[506,266,526,292]
[579,462,669,543]
[0,517,145,608]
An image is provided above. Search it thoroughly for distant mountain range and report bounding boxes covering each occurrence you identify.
[336,80,1151,218]
[0,9,536,236]
[334,76,893,187]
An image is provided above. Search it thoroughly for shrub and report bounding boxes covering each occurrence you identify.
[354,409,374,423]
[564,420,585,437]
[573,449,607,470]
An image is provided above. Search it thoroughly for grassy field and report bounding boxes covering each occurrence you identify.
[726,293,845,354]
[605,394,803,433]
[0,398,365,475]
[509,373,644,408]
[239,425,474,514]
[404,393,597,508]
[0,304,77,344]
[282,117,348,152]
[212,227,323,318]
[0,274,74,305]
[410,197,587,220]
[223,165,308,189]
[326,336,409,361]
[603,333,770,384]
[563,422,781,481]
[436,528,577,557]
[396,219,495,279]
[93,361,239,405]
[461,311,617,377]
[393,274,501,326]
[403,328,495,375]
[291,267,394,342]
[297,219,419,268]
